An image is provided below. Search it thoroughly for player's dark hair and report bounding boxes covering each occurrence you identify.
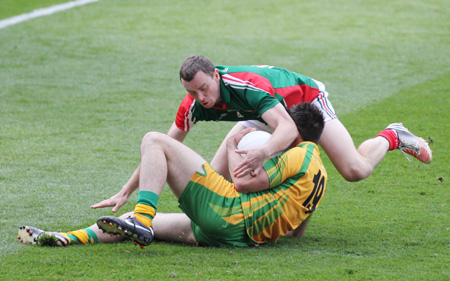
[179,55,216,81]
[288,103,325,144]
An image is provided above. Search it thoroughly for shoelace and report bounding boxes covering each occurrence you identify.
[398,136,428,162]
[399,149,414,162]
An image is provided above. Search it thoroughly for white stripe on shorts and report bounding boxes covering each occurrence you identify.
[311,79,337,122]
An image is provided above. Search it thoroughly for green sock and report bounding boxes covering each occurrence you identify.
[136,190,159,220]
[66,228,99,244]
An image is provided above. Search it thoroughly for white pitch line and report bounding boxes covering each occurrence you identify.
[0,0,99,29]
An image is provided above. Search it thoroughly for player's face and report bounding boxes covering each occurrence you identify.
[181,69,221,108]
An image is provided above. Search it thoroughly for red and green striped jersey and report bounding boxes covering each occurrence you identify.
[175,65,320,131]
[241,142,327,244]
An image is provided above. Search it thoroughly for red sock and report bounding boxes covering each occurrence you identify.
[377,129,399,151]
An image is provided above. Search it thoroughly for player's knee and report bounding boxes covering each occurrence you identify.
[119,212,134,220]
[340,165,371,182]
[141,132,165,150]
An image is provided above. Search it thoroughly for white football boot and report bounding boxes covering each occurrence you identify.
[385,123,432,163]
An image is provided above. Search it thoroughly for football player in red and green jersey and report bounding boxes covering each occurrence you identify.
[174,64,322,131]
[168,55,431,183]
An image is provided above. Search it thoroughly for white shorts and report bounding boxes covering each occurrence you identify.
[239,79,337,132]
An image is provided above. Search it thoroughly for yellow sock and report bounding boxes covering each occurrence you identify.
[58,232,74,245]
[66,228,98,244]
[134,204,155,227]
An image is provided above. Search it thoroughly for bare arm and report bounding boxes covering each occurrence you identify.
[234,103,297,178]
[167,122,188,142]
[227,128,270,193]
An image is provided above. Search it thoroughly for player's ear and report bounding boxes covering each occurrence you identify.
[214,68,220,80]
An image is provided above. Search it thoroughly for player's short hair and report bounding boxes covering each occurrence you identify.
[179,55,216,82]
[288,103,325,144]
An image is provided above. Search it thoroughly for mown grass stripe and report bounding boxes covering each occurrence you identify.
[0,0,99,29]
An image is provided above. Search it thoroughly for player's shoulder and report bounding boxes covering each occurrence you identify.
[217,65,276,87]
[216,65,270,75]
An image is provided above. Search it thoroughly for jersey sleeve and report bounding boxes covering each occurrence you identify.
[175,94,197,132]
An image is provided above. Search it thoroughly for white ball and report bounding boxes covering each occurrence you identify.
[237,131,280,158]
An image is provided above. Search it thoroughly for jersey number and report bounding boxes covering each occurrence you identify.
[303,170,325,213]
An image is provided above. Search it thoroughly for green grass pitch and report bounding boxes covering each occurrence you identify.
[1,0,449,279]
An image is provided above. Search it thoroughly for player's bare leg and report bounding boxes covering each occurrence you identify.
[137,132,207,198]
[319,119,389,182]
[97,212,196,244]
[98,132,207,247]
[17,211,132,247]
[320,119,432,182]
[19,211,196,246]
[152,213,197,245]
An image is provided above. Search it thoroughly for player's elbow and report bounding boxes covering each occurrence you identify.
[234,181,252,193]
[233,178,268,193]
